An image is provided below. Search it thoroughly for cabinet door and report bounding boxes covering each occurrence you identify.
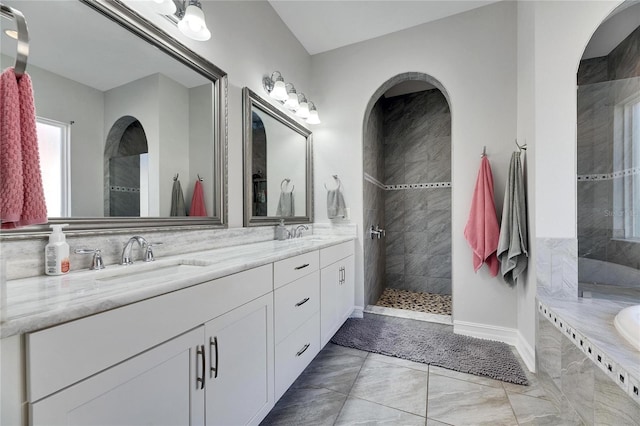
[320,256,355,347]
[205,293,274,426]
[30,327,205,426]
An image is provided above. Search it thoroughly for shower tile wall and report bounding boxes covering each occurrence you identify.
[363,100,386,306]
[578,25,640,272]
[383,90,451,295]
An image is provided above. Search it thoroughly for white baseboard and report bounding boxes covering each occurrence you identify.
[350,306,364,318]
[453,320,518,346]
[454,320,536,372]
[516,331,536,373]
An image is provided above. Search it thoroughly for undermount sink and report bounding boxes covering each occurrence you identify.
[94,259,212,285]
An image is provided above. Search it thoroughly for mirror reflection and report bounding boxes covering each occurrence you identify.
[243,88,313,226]
[0,0,223,222]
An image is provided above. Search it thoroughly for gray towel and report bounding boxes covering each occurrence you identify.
[276,191,294,216]
[497,152,528,285]
[170,179,186,216]
[327,188,346,219]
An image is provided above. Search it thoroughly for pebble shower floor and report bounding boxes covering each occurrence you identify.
[375,288,452,316]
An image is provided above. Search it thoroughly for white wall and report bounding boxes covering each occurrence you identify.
[104,74,161,215]
[311,2,519,331]
[122,0,313,227]
[0,55,106,217]
[158,74,190,216]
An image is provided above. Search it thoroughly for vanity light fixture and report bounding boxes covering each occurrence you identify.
[154,0,211,41]
[263,71,321,125]
[284,83,299,110]
[306,102,321,125]
[295,94,310,119]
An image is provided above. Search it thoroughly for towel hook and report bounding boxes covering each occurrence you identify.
[515,139,527,152]
[0,4,29,78]
[481,146,487,158]
[197,174,203,182]
[324,174,342,190]
[173,173,179,182]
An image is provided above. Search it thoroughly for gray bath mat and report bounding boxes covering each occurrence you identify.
[331,314,529,385]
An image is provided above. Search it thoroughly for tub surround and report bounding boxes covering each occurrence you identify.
[537,296,640,422]
[1,232,356,338]
[536,237,578,300]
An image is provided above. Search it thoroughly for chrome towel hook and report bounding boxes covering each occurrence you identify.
[0,4,29,78]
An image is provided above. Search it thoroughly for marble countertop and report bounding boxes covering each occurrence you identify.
[0,235,355,338]
[538,294,640,380]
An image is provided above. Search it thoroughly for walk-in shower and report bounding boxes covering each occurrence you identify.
[363,73,452,319]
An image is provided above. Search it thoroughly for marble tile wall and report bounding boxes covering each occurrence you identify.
[382,89,452,296]
[363,99,386,306]
[536,238,577,300]
[536,307,640,425]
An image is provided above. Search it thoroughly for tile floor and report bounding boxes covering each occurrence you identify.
[261,342,584,426]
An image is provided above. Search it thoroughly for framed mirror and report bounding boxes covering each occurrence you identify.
[242,88,313,226]
[0,0,227,235]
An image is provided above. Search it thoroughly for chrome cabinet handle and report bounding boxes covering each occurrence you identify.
[210,336,218,378]
[296,343,310,357]
[196,345,205,390]
[295,297,310,307]
[294,263,310,270]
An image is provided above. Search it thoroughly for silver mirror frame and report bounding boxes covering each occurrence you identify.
[242,87,313,227]
[1,0,228,237]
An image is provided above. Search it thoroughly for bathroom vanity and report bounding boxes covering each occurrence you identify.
[1,237,355,426]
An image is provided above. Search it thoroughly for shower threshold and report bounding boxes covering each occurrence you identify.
[366,288,452,325]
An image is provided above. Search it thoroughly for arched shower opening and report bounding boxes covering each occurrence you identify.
[104,116,149,217]
[362,72,453,321]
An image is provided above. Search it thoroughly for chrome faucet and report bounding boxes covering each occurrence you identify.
[121,236,149,265]
[292,225,309,238]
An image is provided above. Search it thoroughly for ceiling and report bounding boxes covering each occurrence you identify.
[582,1,640,59]
[268,0,500,55]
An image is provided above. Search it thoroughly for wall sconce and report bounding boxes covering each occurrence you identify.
[263,71,321,125]
[152,0,211,41]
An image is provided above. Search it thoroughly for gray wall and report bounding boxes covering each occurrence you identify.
[578,25,640,272]
[363,89,452,305]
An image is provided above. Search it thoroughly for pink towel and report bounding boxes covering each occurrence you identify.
[1,68,47,229]
[464,156,500,276]
[189,180,207,217]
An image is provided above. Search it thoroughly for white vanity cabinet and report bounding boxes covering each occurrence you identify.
[320,241,355,347]
[204,293,274,426]
[273,252,321,400]
[26,265,274,426]
[30,327,205,425]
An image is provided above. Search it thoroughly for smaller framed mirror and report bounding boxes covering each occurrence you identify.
[243,87,313,226]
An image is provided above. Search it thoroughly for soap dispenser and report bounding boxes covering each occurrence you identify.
[276,219,288,241]
[45,224,70,275]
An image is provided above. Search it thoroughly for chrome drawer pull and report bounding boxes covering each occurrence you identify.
[196,345,205,390]
[296,343,311,357]
[294,263,310,270]
[210,336,219,378]
[295,297,310,307]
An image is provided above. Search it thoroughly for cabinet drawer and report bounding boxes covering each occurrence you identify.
[26,264,273,402]
[274,313,320,400]
[274,272,319,344]
[273,251,319,289]
[320,241,354,268]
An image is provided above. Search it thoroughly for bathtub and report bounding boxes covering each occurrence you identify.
[578,257,640,302]
[614,305,640,351]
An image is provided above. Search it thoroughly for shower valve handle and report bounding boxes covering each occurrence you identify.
[369,225,386,239]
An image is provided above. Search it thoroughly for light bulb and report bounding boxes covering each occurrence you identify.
[178,3,211,41]
[270,80,288,101]
[307,109,321,125]
[296,101,310,119]
[284,92,299,110]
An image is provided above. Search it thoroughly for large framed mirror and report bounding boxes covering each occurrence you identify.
[243,88,313,226]
[0,0,227,235]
